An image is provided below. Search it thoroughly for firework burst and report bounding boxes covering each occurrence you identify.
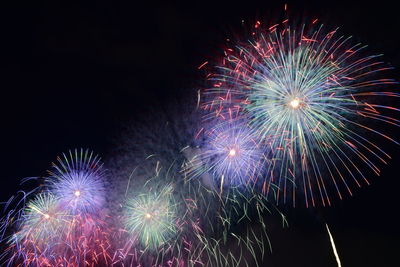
[202,21,399,206]
[186,121,267,192]
[13,193,66,245]
[47,149,106,215]
[123,184,178,251]
[5,193,69,266]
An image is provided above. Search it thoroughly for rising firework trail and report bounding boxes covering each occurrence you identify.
[326,224,342,267]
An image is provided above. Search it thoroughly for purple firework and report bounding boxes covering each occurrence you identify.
[46,149,106,215]
[188,121,267,190]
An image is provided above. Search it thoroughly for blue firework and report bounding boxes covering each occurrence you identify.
[47,149,106,215]
[188,121,266,190]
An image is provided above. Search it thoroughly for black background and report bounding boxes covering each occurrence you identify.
[1,1,399,266]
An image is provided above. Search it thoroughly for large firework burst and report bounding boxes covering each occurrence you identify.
[202,21,399,206]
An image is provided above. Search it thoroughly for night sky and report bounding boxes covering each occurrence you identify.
[1,1,399,266]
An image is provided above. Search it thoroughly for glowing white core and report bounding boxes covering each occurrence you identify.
[44,214,50,219]
[229,148,237,157]
[74,190,81,197]
[145,213,152,219]
[289,98,300,109]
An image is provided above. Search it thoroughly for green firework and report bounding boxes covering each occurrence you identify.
[123,185,177,250]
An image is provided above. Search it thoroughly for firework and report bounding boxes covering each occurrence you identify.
[123,184,177,251]
[13,193,66,245]
[47,149,106,215]
[5,193,69,265]
[43,149,112,265]
[202,21,399,206]
[186,121,267,192]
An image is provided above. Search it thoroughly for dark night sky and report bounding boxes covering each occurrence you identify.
[1,1,399,266]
